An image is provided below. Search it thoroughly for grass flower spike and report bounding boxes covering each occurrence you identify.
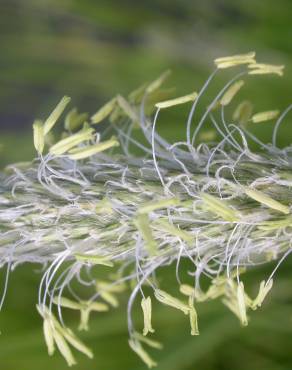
[1,52,292,367]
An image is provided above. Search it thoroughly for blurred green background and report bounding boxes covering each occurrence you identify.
[0,1,292,369]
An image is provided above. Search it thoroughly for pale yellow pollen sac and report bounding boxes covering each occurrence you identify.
[96,280,126,308]
[207,100,221,112]
[53,329,77,367]
[65,108,88,131]
[78,309,90,331]
[128,83,148,103]
[49,127,95,156]
[117,95,139,122]
[52,296,108,331]
[203,283,225,301]
[43,96,71,135]
[91,98,117,124]
[63,328,94,359]
[251,110,280,123]
[141,296,155,336]
[37,304,93,365]
[78,302,107,331]
[99,290,119,307]
[129,339,157,368]
[237,282,248,326]
[33,119,45,155]
[248,63,285,76]
[251,279,273,310]
[220,80,245,106]
[43,319,55,356]
[68,137,119,160]
[179,284,195,297]
[155,91,198,109]
[198,130,217,142]
[221,279,251,326]
[133,332,163,350]
[154,289,190,315]
[244,187,290,215]
[232,100,253,125]
[52,296,82,310]
[96,280,126,294]
[146,70,172,94]
[188,296,199,335]
[214,51,256,69]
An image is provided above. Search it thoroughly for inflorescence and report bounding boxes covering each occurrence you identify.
[0,52,292,367]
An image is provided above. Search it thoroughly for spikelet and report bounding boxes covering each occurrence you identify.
[244,187,290,214]
[200,193,239,222]
[258,217,292,231]
[153,219,193,242]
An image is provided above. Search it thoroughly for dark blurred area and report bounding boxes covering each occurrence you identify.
[1,0,292,165]
[1,0,292,132]
[0,1,292,369]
